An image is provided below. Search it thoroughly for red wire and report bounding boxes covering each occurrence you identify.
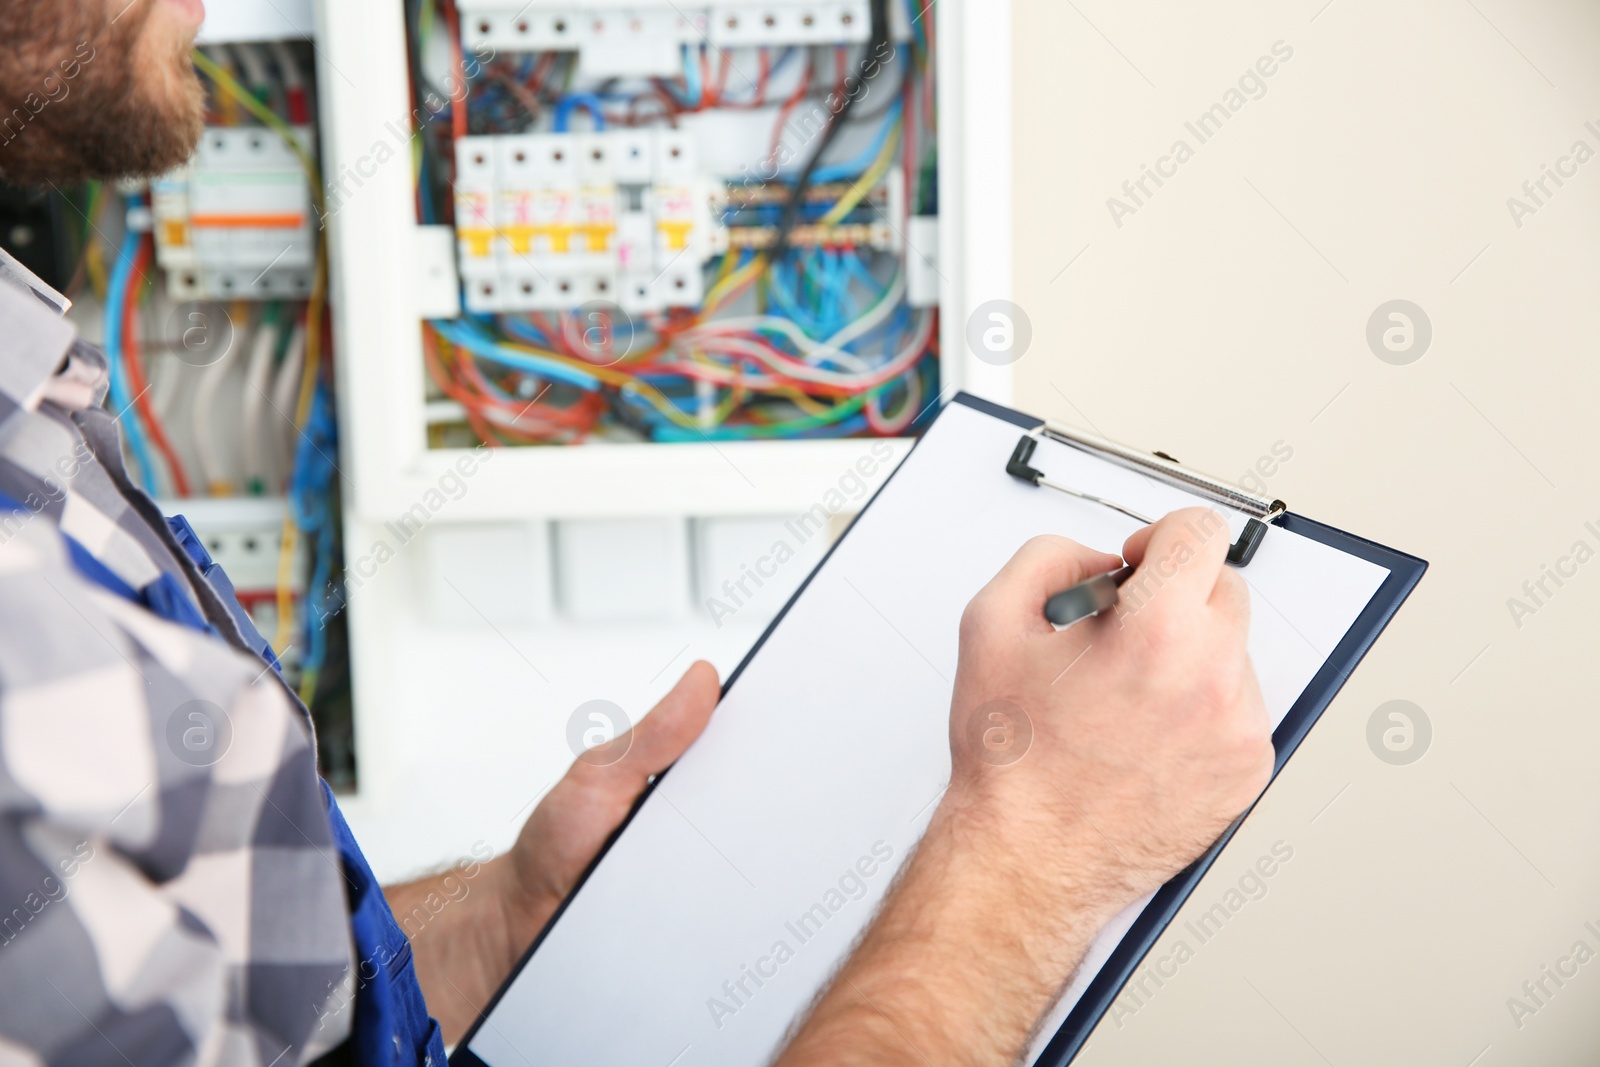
[712,48,732,105]
[768,51,815,162]
[422,325,603,443]
[443,0,468,141]
[902,53,917,216]
[121,240,192,497]
[529,52,556,93]
[755,48,771,107]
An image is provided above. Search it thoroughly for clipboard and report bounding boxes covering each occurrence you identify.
[450,392,1426,1067]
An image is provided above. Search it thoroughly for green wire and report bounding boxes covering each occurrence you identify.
[192,49,324,214]
[81,180,101,246]
[419,0,436,46]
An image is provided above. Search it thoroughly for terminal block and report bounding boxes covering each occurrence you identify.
[712,170,903,254]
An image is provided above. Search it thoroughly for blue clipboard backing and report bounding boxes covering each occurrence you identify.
[450,392,1427,1067]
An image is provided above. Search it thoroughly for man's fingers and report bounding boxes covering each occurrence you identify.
[1121,508,1233,606]
[979,535,1124,625]
[1209,566,1252,635]
[616,660,720,778]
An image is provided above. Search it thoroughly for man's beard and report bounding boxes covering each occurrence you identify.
[0,1,206,187]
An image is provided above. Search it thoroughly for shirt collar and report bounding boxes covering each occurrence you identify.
[0,248,78,420]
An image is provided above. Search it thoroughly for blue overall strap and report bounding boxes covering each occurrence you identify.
[0,490,215,634]
[166,513,283,671]
[320,780,447,1067]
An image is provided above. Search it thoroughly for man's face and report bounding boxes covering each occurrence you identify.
[0,0,207,186]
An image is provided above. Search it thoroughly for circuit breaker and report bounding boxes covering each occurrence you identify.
[152,124,318,301]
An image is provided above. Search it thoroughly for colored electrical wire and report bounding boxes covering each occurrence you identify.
[103,207,160,494]
[241,307,281,494]
[269,40,310,123]
[120,238,193,497]
[820,116,902,225]
[552,92,607,132]
[808,96,903,185]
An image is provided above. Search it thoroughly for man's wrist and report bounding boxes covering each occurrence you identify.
[933,776,1143,936]
[485,854,562,970]
[775,783,1142,1065]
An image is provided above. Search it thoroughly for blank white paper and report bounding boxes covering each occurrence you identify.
[466,400,1390,1067]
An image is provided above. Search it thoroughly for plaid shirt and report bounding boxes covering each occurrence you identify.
[0,251,354,1066]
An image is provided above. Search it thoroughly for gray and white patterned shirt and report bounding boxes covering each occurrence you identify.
[0,250,354,1066]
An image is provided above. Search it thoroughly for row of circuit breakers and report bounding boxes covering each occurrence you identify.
[459,2,875,75]
[141,1,907,309]
[453,128,903,315]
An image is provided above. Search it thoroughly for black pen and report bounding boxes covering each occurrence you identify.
[1044,564,1135,628]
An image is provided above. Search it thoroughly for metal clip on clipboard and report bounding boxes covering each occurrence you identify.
[1004,421,1287,567]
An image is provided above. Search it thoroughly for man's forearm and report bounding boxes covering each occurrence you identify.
[776,792,1132,1067]
[384,854,556,1043]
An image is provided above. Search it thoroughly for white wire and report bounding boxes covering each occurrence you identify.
[685,268,908,372]
[271,323,306,484]
[233,43,271,93]
[683,321,871,375]
[191,307,243,493]
[241,318,279,492]
[268,40,302,89]
[148,340,184,429]
[822,268,908,350]
[678,308,932,391]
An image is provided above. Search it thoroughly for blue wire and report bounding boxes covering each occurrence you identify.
[837,257,860,335]
[431,318,603,391]
[767,256,830,340]
[905,0,928,50]
[418,142,436,225]
[104,201,159,495]
[681,44,703,108]
[290,380,338,676]
[808,94,903,184]
[497,314,557,349]
[650,413,872,442]
[553,92,607,132]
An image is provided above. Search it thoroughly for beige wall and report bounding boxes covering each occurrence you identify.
[1011,1,1600,1063]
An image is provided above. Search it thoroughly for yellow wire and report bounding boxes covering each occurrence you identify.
[702,254,767,315]
[491,332,734,432]
[820,120,902,226]
[83,239,108,299]
[192,50,325,215]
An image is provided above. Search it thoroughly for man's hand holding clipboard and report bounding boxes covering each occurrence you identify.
[773,509,1275,1067]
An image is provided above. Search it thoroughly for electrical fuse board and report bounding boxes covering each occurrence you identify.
[151,124,318,301]
[415,0,940,444]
